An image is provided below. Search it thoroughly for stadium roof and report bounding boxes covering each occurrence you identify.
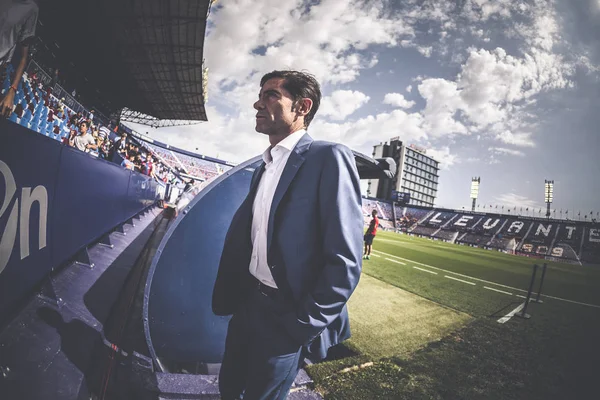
[35,0,212,122]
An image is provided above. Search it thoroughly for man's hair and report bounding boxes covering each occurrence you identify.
[80,121,88,129]
[372,210,378,216]
[260,70,321,128]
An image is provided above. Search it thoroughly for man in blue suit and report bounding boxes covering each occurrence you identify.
[212,70,364,400]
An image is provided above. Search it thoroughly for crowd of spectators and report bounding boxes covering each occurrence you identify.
[395,207,432,230]
[1,63,183,187]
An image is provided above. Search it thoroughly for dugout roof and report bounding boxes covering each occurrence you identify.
[35,0,212,121]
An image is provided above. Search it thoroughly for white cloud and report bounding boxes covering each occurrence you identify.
[426,146,459,169]
[136,0,590,176]
[458,47,573,126]
[495,131,535,147]
[417,78,468,137]
[140,0,417,163]
[383,93,415,109]
[310,109,427,153]
[205,0,413,94]
[417,46,433,58]
[411,44,574,146]
[319,90,370,120]
[488,147,525,156]
[467,0,514,21]
[495,192,542,209]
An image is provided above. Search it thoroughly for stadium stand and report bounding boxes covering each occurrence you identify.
[487,219,532,252]
[457,215,508,246]
[362,198,392,220]
[410,211,457,238]
[578,226,600,264]
[377,202,393,221]
[395,206,432,231]
[431,213,483,242]
[1,61,230,189]
[516,221,560,256]
[546,223,585,261]
[359,196,598,263]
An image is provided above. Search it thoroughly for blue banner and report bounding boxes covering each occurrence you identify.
[0,120,160,325]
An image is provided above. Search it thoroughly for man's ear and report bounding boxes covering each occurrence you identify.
[294,98,313,117]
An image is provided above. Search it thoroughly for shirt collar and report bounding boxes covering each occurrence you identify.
[262,129,306,164]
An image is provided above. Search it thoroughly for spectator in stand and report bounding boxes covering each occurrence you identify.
[73,121,97,153]
[56,97,65,115]
[0,0,39,117]
[121,154,135,170]
[133,154,144,172]
[68,112,78,127]
[96,135,109,159]
[98,124,110,140]
[108,132,127,160]
[183,178,194,193]
[91,124,99,139]
[88,109,94,124]
[30,69,38,86]
[363,210,379,260]
[128,144,140,160]
[76,111,85,125]
[142,155,155,177]
[66,128,77,147]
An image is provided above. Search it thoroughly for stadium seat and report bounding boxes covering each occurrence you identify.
[37,121,46,134]
[19,113,31,127]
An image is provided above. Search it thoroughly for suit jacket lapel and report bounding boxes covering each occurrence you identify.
[267,133,313,252]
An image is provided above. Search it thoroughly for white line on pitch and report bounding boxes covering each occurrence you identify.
[370,254,381,257]
[484,286,512,296]
[497,302,525,324]
[373,249,600,310]
[444,275,476,285]
[414,266,437,275]
[516,294,528,299]
[385,258,406,265]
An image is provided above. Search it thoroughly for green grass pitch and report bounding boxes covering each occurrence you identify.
[306,231,600,400]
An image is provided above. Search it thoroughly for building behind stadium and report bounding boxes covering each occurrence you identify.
[367,137,440,207]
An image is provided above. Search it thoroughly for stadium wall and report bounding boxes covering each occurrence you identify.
[0,120,161,326]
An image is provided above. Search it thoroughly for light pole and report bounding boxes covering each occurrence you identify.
[544,180,554,219]
[470,177,480,212]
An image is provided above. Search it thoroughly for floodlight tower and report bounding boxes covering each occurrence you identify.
[470,177,480,212]
[544,180,554,219]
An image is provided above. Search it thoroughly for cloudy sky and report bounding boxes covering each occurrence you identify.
[129,0,600,215]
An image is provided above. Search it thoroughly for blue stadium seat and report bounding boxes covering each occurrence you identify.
[19,113,32,127]
[45,123,54,137]
[9,113,18,123]
[37,121,46,134]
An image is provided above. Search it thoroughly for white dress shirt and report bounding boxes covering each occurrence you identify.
[249,129,306,288]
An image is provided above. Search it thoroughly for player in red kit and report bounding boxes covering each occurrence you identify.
[363,209,379,260]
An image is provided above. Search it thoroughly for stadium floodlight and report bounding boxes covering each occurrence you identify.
[544,180,554,219]
[470,177,480,212]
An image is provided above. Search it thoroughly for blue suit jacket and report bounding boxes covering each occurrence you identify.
[212,133,363,360]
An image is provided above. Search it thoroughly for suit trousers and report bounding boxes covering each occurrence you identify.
[218,287,304,400]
